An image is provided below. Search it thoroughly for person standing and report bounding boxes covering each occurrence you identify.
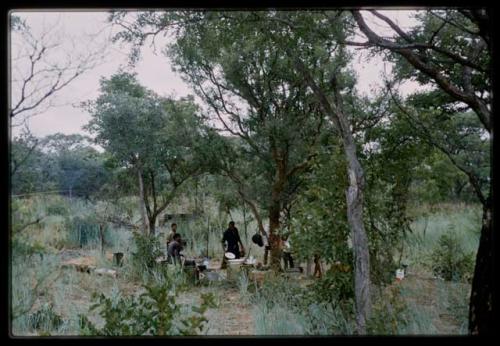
[281,235,294,270]
[222,221,245,259]
[166,223,177,247]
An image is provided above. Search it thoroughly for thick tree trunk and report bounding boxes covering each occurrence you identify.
[344,142,371,334]
[468,200,493,334]
[148,214,158,236]
[268,161,286,271]
[268,199,283,271]
[137,167,148,235]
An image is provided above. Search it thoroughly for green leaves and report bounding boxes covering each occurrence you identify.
[429,228,475,282]
[80,279,215,336]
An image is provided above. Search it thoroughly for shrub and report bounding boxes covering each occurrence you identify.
[306,266,355,306]
[11,238,46,259]
[79,279,216,336]
[429,230,475,282]
[129,232,163,278]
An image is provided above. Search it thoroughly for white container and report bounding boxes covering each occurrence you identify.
[395,269,405,281]
[225,252,236,259]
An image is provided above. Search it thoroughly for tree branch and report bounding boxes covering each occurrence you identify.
[351,10,491,133]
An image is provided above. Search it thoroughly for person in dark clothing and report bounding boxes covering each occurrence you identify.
[167,233,183,265]
[222,221,245,259]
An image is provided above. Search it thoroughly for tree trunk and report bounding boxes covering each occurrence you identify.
[268,199,283,271]
[468,200,493,334]
[293,55,371,333]
[294,56,371,333]
[137,167,148,235]
[148,214,157,236]
[344,142,371,334]
[242,203,248,243]
[99,224,105,255]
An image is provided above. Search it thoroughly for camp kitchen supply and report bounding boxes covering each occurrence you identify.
[224,252,236,260]
[226,258,245,280]
[395,268,405,281]
[252,233,264,247]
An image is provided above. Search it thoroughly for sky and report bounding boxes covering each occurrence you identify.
[10,10,421,139]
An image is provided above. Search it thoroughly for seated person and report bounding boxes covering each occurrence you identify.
[166,223,177,247]
[167,233,184,265]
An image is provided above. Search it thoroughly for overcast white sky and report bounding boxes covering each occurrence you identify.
[10,10,421,138]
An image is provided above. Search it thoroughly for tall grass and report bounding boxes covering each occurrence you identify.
[250,276,356,335]
[11,252,62,336]
[404,204,481,268]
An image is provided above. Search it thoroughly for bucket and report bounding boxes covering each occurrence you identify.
[227,259,244,280]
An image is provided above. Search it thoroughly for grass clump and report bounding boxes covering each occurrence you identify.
[251,275,356,335]
[27,303,63,335]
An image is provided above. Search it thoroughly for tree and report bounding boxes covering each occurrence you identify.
[11,130,59,196]
[40,133,109,199]
[351,9,492,334]
[9,14,107,124]
[84,72,205,235]
[109,10,377,333]
[261,11,374,333]
[109,11,330,269]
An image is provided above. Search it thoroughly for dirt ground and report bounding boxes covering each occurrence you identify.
[203,288,255,335]
[44,251,467,336]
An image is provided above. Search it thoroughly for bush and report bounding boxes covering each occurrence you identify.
[430,230,475,282]
[12,238,46,259]
[306,265,354,306]
[79,279,216,336]
[129,233,163,278]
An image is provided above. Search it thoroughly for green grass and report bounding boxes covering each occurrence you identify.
[403,204,481,269]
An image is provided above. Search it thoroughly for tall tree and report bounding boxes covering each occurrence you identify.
[262,11,374,332]
[351,9,492,334]
[84,72,205,235]
[109,11,328,270]
[109,10,376,333]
